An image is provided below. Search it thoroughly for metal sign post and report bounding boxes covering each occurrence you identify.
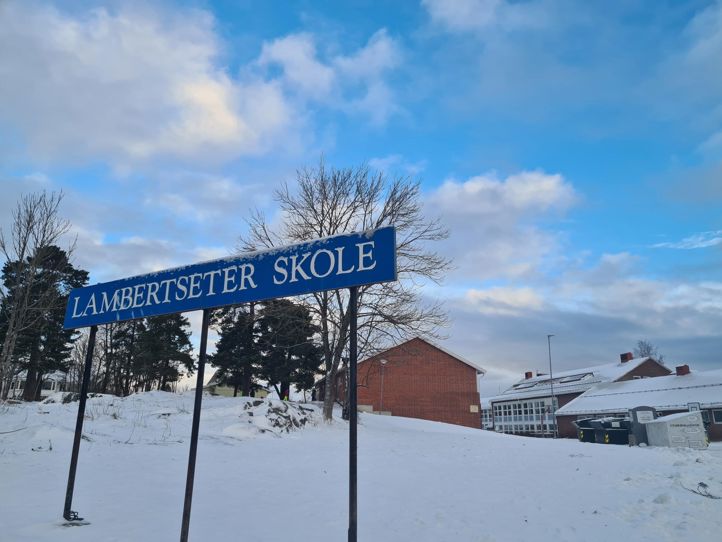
[348,286,358,542]
[61,227,397,539]
[180,309,210,542]
[63,324,98,522]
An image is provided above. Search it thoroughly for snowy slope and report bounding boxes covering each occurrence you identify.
[1,392,721,542]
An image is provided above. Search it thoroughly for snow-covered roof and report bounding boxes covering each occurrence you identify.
[555,369,722,416]
[482,357,663,403]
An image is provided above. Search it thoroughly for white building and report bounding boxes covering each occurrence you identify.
[9,371,69,399]
[481,353,670,437]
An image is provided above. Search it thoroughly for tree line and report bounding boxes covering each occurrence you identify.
[2,163,451,422]
[0,192,324,401]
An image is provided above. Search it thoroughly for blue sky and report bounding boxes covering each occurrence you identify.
[1,0,721,393]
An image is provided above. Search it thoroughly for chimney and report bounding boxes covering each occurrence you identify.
[675,364,690,376]
[525,371,533,379]
[620,352,634,363]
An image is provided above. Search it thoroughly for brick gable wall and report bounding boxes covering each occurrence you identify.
[616,359,672,381]
[356,338,481,429]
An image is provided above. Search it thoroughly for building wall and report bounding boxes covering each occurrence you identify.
[554,393,583,438]
[492,392,580,437]
[616,359,672,381]
[708,409,722,441]
[356,338,481,429]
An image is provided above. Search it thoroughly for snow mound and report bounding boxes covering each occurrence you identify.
[41,392,109,404]
[237,398,318,435]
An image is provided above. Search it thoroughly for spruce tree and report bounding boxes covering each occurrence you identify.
[109,319,146,396]
[256,299,321,400]
[137,314,194,392]
[210,304,259,397]
[0,245,88,400]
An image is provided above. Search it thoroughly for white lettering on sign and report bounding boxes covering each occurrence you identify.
[68,237,383,321]
[272,241,377,285]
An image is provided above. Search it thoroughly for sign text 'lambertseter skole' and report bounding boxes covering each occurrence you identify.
[63,226,396,329]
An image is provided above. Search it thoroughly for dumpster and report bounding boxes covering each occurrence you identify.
[573,418,596,442]
[589,418,607,444]
[589,417,631,445]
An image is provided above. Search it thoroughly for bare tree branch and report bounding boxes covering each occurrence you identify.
[240,161,451,421]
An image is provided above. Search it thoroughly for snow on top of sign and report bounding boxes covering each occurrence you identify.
[556,369,722,416]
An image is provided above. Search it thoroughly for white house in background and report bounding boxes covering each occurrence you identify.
[9,371,68,399]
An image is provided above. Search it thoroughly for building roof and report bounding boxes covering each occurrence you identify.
[555,369,722,416]
[482,357,662,403]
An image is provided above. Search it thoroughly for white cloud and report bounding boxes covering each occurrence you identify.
[70,226,230,284]
[466,286,545,315]
[422,0,502,31]
[699,130,722,156]
[442,249,722,376]
[428,170,577,280]
[334,29,402,80]
[257,28,403,125]
[433,171,576,216]
[258,33,336,99]
[650,2,722,139]
[422,0,549,33]
[652,231,722,250]
[369,154,426,176]
[143,171,271,224]
[0,3,295,166]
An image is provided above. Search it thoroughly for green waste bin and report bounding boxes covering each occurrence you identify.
[589,418,630,445]
[573,418,596,442]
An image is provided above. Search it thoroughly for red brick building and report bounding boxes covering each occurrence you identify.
[317,337,485,429]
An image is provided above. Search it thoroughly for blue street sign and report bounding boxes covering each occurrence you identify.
[64,227,396,329]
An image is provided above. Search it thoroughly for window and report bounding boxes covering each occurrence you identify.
[513,382,535,390]
[713,410,722,424]
[559,374,586,383]
[42,381,53,390]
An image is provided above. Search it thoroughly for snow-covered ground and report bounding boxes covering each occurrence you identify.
[1,392,720,542]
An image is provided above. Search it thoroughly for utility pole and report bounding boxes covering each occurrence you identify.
[547,334,556,438]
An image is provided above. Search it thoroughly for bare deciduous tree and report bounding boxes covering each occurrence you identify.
[634,339,665,363]
[242,162,451,421]
[0,191,73,399]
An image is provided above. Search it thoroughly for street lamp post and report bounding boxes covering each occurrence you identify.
[547,334,556,438]
[379,359,388,412]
